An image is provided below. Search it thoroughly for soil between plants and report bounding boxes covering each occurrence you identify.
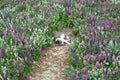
[27,28,74,80]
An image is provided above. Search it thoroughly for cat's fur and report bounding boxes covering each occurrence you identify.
[53,31,70,45]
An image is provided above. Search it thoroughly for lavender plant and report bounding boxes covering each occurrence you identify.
[0,0,69,79]
[66,0,120,80]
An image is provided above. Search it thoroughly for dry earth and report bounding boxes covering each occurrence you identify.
[27,28,74,80]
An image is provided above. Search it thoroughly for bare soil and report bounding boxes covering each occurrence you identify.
[27,28,74,80]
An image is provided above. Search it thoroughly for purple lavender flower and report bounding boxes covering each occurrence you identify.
[29,1,37,6]
[85,45,89,52]
[106,0,112,3]
[83,0,92,6]
[95,45,100,54]
[85,25,90,32]
[83,59,87,65]
[112,55,115,60]
[0,46,3,57]
[96,61,100,67]
[47,3,53,6]
[74,71,81,79]
[111,26,116,31]
[63,0,71,7]
[70,48,74,52]
[28,52,33,61]
[111,78,115,80]
[82,74,88,80]
[97,54,102,62]
[65,8,71,15]
[67,75,72,80]
[90,17,96,26]
[102,70,108,76]
[101,51,106,57]
[103,38,108,45]
[83,55,89,60]
[19,51,25,58]
[11,32,15,39]
[89,39,93,46]
[90,55,96,61]
[110,52,114,58]
[82,67,87,72]
[92,65,97,69]
[77,71,81,77]
[102,8,107,12]
[19,57,24,63]
[30,56,33,61]
[86,12,96,25]
[113,66,119,73]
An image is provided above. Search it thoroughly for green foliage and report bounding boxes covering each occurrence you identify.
[24,61,32,74]
[1,0,120,80]
[31,49,41,61]
[66,0,120,80]
[0,0,69,79]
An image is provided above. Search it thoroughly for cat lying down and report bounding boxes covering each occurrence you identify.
[53,31,70,45]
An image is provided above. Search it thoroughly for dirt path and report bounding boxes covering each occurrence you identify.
[27,28,74,80]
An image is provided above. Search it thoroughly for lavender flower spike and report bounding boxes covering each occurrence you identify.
[0,46,3,57]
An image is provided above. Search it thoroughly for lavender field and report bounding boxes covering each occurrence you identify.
[0,0,120,80]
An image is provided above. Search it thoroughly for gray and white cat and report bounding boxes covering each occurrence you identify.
[53,31,70,45]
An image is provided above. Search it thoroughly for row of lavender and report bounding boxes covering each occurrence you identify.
[0,0,70,80]
[65,0,120,80]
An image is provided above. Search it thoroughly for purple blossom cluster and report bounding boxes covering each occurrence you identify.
[67,71,88,80]
[67,52,120,79]
[67,0,120,79]
[1,0,120,79]
[0,46,3,57]
[0,0,68,79]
